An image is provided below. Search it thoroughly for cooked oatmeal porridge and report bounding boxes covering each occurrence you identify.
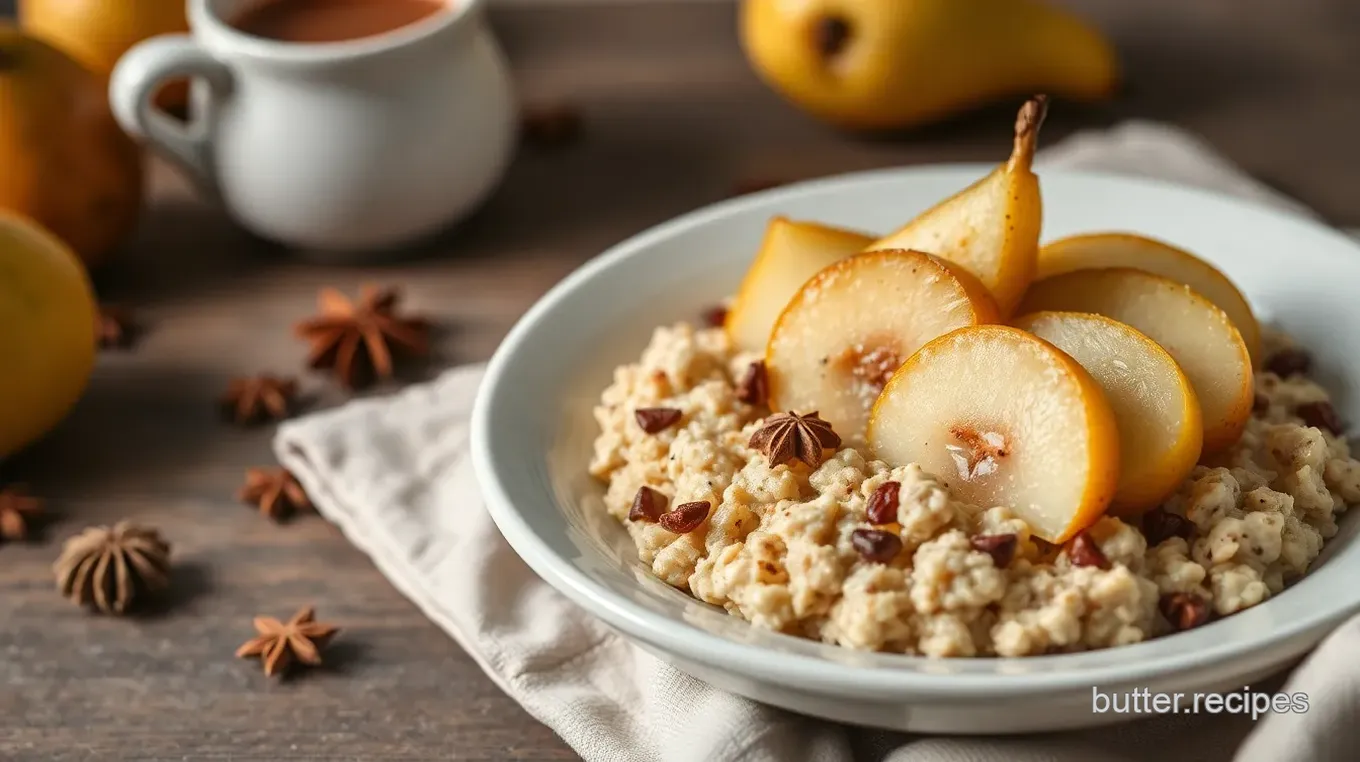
[588,322,1360,657]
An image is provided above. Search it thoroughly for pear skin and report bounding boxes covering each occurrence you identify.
[866,96,1046,317]
[725,217,875,354]
[740,0,1117,131]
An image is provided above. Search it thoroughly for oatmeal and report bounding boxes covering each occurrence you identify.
[588,323,1360,656]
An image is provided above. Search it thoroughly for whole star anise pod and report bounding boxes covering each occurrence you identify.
[53,522,171,615]
[748,411,842,469]
[295,286,431,390]
[220,375,299,426]
[236,606,340,677]
[96,305,139,350]
[238,467,312,521]
[0,485,42,542]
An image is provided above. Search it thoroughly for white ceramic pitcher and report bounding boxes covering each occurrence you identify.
[110,0,516,254]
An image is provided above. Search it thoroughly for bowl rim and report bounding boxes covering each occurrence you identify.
[471,163,1360,700]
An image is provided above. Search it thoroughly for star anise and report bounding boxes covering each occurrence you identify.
[0,485,42,541]
[238,467,312,521]
[295,286,431,390]
[748,411,842,469]
[53,522,171,614]
[220,375,299,426]
[96,305,138,350]
[236,606,340,677]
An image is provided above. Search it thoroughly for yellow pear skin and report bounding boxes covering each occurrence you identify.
[868,97,1047,317]
[740,0,1118,131]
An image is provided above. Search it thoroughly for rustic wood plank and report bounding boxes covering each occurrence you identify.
[1,0,1358,759]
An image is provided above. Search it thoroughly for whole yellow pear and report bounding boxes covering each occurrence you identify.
[19,0,191,111]
[0,25,145,269]
[0,212,98,460]
[740,0,1118,131]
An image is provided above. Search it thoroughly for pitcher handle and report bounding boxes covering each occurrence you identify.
[110,34,233,195]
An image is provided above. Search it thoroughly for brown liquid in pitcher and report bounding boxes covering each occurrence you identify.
[231,0,450,44]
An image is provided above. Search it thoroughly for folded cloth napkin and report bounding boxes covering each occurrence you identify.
[276,122,1360,762]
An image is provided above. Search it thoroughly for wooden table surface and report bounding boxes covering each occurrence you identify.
[1,1,1359,759]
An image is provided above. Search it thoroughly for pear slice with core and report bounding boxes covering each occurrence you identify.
[1038,232,1262,362]
[867,325,1120,543]
[766,249,998,443]
[865,96,1046,317]
[1012,311,1203,515]
[725,217,875,353]
[1017,268,1254,453]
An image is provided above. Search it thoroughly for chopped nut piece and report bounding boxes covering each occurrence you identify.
[1159,592,1210,631]
[1297,401,1343,435]
[970,534,1018,568]
[1142,507,1193,546]
[1068,531,1110,569]
[748,411,841,469]
[659,501,710,533]
[701,305,728,328]
[634,407,683,434]
[735,361,769,407]
[1266,347,1311,378]
[850,528,902,564]
[628,486,667,523]
[866,481,900,525]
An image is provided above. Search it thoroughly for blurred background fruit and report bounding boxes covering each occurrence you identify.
[0,212,98,460]
[18,0,190,113]
[0,24,144,269]
[740,0,1118,131]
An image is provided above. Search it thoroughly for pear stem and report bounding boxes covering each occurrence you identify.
[1008,95,1050,173]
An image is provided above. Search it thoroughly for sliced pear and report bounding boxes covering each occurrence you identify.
[865,96,1046,316]
[725,217,875,353]
[1012,311,1203,515]
[766,249,998,442]
[1017,268,1254,453]
[1038,232,1262,362]
[867,325,1120,543]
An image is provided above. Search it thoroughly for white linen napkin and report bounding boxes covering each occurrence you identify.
[275,122,1360,762]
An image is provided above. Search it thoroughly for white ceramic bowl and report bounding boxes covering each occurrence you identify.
[471,166,1360,733]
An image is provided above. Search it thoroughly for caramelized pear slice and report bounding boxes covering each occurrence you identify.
[866,97,1046,316]
[1018,268,1253,453]
[1038,232,1262,362]
[868,325,1120,543]
[1013,311,1202,515]
[726,217,874,353]
[767,249,998,442]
